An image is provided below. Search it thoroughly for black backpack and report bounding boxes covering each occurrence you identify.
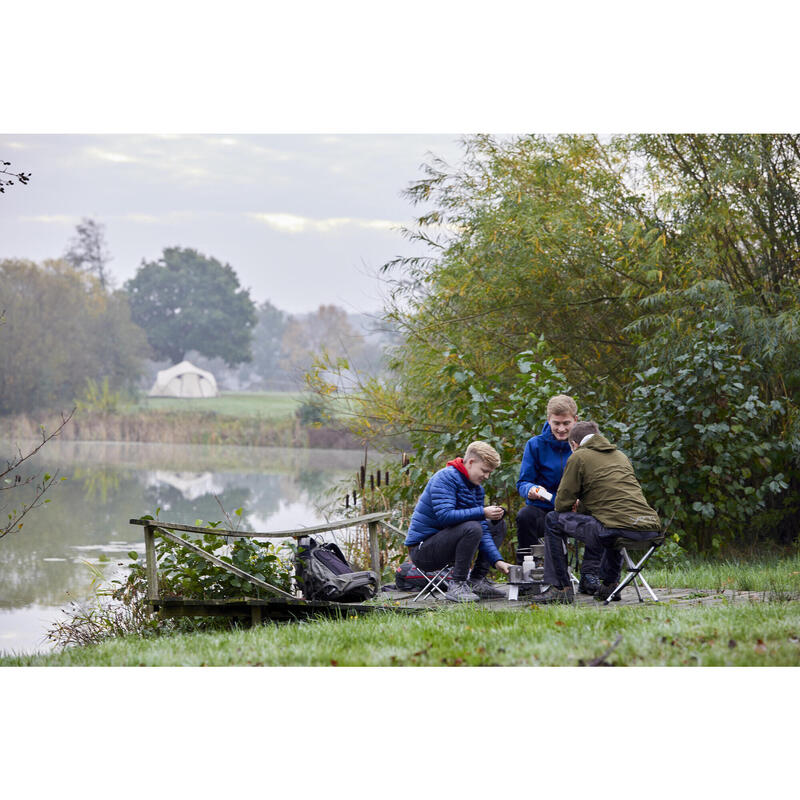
[295,536,379,603]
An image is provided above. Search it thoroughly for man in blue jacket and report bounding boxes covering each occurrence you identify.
[405,441,511,602]
[515,394,604,595]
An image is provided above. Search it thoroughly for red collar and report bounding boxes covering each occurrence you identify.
[447,457,471,479]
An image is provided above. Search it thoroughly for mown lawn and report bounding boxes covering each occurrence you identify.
[122,391,304,419]
[3,599,800,667]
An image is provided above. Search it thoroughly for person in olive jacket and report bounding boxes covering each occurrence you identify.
[535,420,662,604]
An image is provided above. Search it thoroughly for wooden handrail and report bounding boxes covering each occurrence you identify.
[130,511,392,539]
[133,511,402,606]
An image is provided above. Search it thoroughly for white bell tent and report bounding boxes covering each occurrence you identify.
[148,360,219,398]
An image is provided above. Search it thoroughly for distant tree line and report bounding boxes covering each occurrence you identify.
[0,226,394,415]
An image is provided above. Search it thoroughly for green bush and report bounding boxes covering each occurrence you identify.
[611,324,791,552]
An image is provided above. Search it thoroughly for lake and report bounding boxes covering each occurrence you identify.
[0,439,365,655]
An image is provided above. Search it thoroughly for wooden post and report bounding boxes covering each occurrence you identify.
[144,525,159,608]
[368,520,381,589]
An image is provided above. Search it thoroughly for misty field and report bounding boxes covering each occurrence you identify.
[123,391,305,418]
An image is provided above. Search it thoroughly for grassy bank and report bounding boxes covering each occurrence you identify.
[0,392,364,449]
[3,599,800,666]
[647,551,800,596]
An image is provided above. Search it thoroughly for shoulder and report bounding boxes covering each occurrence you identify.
[430,466,458,488]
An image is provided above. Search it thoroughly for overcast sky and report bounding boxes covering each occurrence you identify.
[0,134,466,314]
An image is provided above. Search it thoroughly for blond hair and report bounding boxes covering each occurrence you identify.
[464,441,501,469]
[546,394,578,418]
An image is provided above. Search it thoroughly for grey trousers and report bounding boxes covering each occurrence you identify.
[543,511,660,586]
[409,518,506,581]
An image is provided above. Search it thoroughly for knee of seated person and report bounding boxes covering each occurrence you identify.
[462,520,483,539]
[517,504,540,523]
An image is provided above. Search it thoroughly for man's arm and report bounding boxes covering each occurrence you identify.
[554,454,582,512]
[516,439,539,500]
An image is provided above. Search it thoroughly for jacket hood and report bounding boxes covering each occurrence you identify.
[582,434,616,453]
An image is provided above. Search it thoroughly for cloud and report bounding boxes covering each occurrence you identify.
[84,147,139,164]
[19,214,79,224]
[247,213,405,234]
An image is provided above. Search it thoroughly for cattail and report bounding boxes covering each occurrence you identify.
[377,470,381,487]
[360,465,366,489]
[385,470,389,486]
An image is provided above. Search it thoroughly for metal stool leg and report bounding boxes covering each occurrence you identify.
[412,564,451,601]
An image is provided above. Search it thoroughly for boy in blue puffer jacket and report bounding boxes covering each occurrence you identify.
[405,441,511,602]
[515,394,604,595]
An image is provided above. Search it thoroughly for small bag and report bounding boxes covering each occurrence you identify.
[295,536,378,603]
[394,561,454,591]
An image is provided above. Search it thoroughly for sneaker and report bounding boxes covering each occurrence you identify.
[530,585,574,605]
[468,575,507,599]
[597,581,622,602]
[445,580,480,603]
[578,574,602,596]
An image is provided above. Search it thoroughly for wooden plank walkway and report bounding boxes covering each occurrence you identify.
[373,585,790,610]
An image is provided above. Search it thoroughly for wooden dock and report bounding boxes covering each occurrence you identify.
[129,512,411,623]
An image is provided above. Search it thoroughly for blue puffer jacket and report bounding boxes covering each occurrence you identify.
[516,421,572,510]
[404,465,503,565]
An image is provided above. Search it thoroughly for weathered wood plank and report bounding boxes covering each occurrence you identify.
[130,511,391,539]
[144,525,159,605]
[368,520,381,590]
[153,526,297,600]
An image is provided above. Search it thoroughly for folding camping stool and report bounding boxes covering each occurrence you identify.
[602,534,665,605]
[411,563,453,602]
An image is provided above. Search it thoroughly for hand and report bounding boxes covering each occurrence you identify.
[494,560,511,575]
[484,505,504,520]
[572,500,580,512]
[527,486,538,500]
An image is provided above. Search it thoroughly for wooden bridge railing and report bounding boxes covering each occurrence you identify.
[129,512,395,607]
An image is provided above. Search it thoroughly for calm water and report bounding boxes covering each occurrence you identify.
[0,440,363,655]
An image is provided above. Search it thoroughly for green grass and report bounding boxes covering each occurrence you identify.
[647,551,800,596]
[4,599,800,666]
[122,391,304,419]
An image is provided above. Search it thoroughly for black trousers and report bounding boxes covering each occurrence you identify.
[516,503,604,577]
[408,518,506,581]
[542,510,660,587]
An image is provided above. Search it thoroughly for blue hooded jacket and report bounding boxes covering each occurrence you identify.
[404,463,503,565]
[516,421,572,510]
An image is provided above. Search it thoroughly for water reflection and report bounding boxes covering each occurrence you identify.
[0,440,361,654]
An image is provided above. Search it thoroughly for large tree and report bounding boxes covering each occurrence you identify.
[309,134,800,551]
[124,247,257,367]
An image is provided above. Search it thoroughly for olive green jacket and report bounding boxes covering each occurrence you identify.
[554,435,661,531]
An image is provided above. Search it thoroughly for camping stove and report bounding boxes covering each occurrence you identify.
[507,547,545,600]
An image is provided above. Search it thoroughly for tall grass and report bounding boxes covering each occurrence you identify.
[647,552,800,597]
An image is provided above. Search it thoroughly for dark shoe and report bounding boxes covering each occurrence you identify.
[445,580,480,603]
[597,581,622,602]
[530,585,574,605]
[468,575,507,599]
[578,574,602,596]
